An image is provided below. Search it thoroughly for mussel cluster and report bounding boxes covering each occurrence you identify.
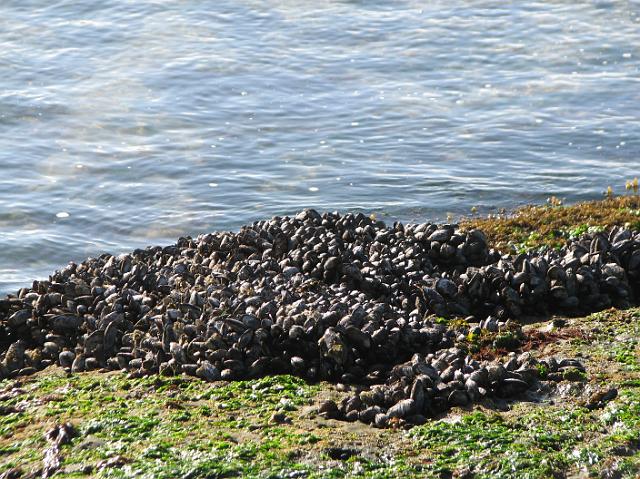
[1,210,637,426]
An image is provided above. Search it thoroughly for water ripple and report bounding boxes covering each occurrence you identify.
[1,0,639,293]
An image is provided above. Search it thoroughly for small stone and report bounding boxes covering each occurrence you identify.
[436,278,458,298]
[282,266,300,278]
[428,229,452,242]
[50,315,83,332]
[85,357,99,370]
[318,400,339,419]
[586,388,618,410]
[69,353,85,373]
[499,378,529,396]
[373,413,389,428]
[270,412,291,424]
[324,257,340,271]
[42,342,60,357]
[558,358,585,370]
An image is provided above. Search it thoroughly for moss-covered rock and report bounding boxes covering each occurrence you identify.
[2,198,640,478]
[0,307,638,478]
[461,195,640,252]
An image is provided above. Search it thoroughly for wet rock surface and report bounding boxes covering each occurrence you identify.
[1,210,638,426]
[43,423,75,478]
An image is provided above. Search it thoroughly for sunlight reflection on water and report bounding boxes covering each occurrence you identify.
[1,0,639,293]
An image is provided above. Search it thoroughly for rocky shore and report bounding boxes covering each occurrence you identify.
[1,201,639,431]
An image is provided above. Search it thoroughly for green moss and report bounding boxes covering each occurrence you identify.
[562,368,587,382]
[493,331,521,351]
[0,411,31,438]
[411,398,640,479]
[461,196,640,252]
[2,303,640,478]
[411,411,570,478]
[580,308,640,372]
[535,363,549,379]
[614,348,639,370]
[0,373,331,478]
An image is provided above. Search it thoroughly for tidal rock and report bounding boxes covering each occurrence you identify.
[318,400,339,419]
[0,209,622,428]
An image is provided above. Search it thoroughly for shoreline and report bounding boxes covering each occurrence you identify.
[3,195,640,298]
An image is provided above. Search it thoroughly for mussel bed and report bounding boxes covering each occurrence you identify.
[1,209,638,427]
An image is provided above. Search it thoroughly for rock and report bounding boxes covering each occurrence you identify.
[58,351,75,368]
[0,209,621,429]
[290,356,305,371]
[324,257,340,272]
[3,341,26,372]
[344,326,370,350]
[84,331,103,355]
[42,342,60,357]
[270,412,291,424]
[358,406,381,424]
[318,328,348,365]
[468,369,488,387]
[71,353,86,373]
[318,400,339,419]
[50,315,83,332]
[373,413,389,428]
[499,378,529,396]
[586,388,618,410]
[410,379,425,411]
[406,414,427,426]
[558,358,585,370]
[436,278,458,298]
[482,316,499,332]
[324,447,359,460]
[428,229,452,242]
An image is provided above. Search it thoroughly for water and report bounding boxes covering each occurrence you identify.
[1,1,639,294]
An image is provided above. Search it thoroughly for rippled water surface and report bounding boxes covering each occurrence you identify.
[1,1,640,293]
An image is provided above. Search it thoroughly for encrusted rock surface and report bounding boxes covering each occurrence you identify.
[2,209,637,426]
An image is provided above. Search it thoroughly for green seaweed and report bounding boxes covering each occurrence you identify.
[2,306,640,478]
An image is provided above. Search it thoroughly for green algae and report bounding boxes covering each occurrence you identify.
[1,310,639,478]
[461,195,640,252]
[580,308,640,373]
[411,391,640,479]
[0,373,325,478]
[411,411,571,478]
[3,360,637,479]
